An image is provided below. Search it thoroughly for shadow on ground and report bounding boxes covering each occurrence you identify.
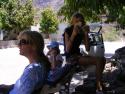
[70,64,125,94]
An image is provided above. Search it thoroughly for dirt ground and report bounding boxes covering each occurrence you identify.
[71,62,125,94]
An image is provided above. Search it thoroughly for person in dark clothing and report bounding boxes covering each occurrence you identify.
[64,25,83,59]
[63,12,106,93]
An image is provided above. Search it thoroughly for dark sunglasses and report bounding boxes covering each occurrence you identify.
[18,39,32,46]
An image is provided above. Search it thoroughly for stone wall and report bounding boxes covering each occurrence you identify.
[0,40,18,49]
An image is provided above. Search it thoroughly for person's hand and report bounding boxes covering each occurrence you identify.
[73,22,82,36]
[76,22,82,27]
[50,49,57,56]
[47,48,53,56]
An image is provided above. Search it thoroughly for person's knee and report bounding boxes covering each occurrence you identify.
[95,57,106,67]
[99,57,106,63]
[101,57,106,65]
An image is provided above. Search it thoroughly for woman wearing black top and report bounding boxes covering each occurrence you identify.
[63,12,106,93]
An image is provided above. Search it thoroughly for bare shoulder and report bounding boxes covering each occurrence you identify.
[82,25,90,32]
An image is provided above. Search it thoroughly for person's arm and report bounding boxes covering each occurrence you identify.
[83,25,90,52]
[64,26,79,53]
[64,32,72,53]
[55,54,63,67]
[51,56,62,70]
[9,66,43,94]
[51,55,57,69]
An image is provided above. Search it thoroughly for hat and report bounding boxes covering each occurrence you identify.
[47,41,59,48]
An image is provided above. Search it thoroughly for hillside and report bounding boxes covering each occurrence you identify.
[32,0,64,11]
[30,0,64,23]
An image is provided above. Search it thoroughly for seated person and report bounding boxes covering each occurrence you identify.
[63,12,106,93]
[0,31,50,94]
[47,63,73,85]
[46,41,71,84]
[46,41,63,71]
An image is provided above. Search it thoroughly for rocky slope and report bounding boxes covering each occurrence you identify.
[32,0,64,11]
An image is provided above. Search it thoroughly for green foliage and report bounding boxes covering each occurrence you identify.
[0,7,7,28]
[0,0,8,7]
[58,0,125,25]
[117,7,125,25]
[0,0,34,32]
[40,7,59,34]
[103,28,119,41]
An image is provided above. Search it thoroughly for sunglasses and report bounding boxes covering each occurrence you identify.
[18,39,32,46]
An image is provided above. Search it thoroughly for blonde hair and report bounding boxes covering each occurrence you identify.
[18,31,50,71]
[18,31,44,55]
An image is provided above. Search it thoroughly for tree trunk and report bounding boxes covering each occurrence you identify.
[44,32,50,39]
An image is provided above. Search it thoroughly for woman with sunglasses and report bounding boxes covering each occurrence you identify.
[0,31,50,94]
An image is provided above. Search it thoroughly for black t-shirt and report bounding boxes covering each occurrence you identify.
[63,25,83,59]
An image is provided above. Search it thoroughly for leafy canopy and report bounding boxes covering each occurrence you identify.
[0,0,34,32]
[58,0,125,25]
[40,7,59,34]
